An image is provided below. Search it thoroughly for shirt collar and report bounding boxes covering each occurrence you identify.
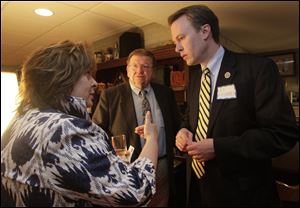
[129,80,151,96]
[201,45,225,76]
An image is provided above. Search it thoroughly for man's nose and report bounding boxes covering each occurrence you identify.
[135,66,145,73]
[175,43,183,53]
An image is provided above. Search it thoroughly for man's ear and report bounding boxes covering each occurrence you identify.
[126,66,129,77]
[201,24,211,40]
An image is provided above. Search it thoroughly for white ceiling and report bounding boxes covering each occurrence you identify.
[1,1,299,67]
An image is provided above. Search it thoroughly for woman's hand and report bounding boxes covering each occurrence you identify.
[137,111,158,169]
[135,111,157,140]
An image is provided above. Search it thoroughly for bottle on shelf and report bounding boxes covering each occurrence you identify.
[113,41,120,59]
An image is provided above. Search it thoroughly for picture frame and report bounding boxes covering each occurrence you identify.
[269,53,295,76]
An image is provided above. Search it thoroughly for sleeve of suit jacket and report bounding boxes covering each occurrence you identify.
[213,55,298,173]
[92,89,111,136]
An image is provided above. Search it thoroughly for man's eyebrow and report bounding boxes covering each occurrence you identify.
[172,35,181,42]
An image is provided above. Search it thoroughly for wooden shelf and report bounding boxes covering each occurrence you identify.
[96,44,179,71]
[97,57,127,71]
[171,86,185,91]
[150,44,180,61]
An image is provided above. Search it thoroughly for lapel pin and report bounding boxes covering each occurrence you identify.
[224,72,231,79]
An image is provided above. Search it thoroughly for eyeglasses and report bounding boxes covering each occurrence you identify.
[128,63,152,71]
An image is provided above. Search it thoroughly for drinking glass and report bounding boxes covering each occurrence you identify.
[111,134,127,161]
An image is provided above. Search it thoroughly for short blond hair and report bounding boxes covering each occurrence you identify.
[126,48,156,67]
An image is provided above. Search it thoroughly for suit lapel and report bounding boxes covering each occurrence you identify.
[120,83,142,153]
[191,68,202,130]
[151,83,167,118]
[208,50,237,136]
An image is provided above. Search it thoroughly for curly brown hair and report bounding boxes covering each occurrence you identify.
[17,40,95,115]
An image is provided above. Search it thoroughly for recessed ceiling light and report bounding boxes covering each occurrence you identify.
[34,8,54,16]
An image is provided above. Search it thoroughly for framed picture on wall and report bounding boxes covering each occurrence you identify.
[269,53,295,76]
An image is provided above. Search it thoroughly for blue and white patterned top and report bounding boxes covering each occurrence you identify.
[1,96,155,207]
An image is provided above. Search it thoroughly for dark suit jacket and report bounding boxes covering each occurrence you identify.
[182,49,298,206]
[92,81,181,200]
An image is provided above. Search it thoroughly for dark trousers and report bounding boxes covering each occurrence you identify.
[188,170,207,207]
[188,169,280,207]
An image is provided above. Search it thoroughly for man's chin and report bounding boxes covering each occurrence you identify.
[185,59,195,66]
[134,82,146,89]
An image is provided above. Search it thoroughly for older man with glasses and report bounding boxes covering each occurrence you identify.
[92,48,181,206]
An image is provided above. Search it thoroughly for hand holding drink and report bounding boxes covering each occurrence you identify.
[111,134,127,159]
[111,134,134,163]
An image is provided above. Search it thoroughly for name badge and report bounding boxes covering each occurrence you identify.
[217,84,237,100]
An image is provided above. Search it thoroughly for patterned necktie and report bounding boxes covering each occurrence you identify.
[140,90,151,122]
[192,68,211,179]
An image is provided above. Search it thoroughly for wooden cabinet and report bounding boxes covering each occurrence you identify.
[95,44,188,112]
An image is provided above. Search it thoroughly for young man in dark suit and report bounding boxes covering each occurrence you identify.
[92,49,181,206]
[168,5,298,207]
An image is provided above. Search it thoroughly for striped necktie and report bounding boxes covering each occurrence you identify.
[140,90,151,122]
[192,68,211,179]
